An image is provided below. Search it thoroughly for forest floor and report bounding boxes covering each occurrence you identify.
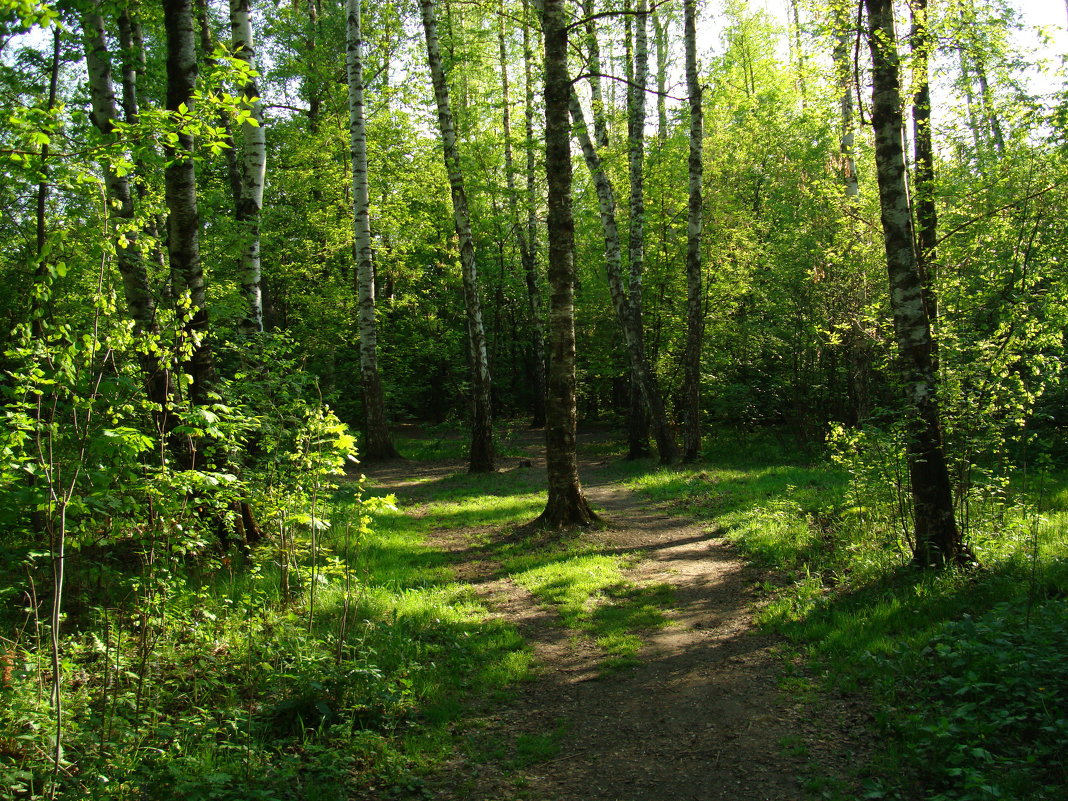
[363,427,876,801]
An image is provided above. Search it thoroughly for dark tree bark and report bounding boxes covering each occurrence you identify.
[865,0,963,566]
[164,0,214,412]
[681,0,704,462]
[419,0,495,473]
[531,0,597,527]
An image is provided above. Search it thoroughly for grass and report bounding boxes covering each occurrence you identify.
[623,430,1068,801]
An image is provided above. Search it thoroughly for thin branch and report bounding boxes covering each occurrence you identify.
[571,71,685,101]
[935,184,1055,247]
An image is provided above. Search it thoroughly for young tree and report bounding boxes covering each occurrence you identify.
[680,0,703,462]
[419,0,495,473]
[864,0,963,566]
[347,0,399,460]
[532,0,598,527]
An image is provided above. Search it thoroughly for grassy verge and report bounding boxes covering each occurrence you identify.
[625,431,1068,800]
[0,475,536,800]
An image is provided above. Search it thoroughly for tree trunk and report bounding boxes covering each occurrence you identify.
[347,0,399,461]
[580,0,609,150]
[419,0,495,473]
[911,0,938,333]
[624,0,677,463]
[652,8,668,142]
[504,1,546,428]
[229,0,266,333]
[524,5,546,427]
[570,95,678,465]
[531,0,597,528]
[164,0,214,412]
[84,8,161,344]
[832,20,859,199]
[116,7,169,293]
[30,27,60,339]
[681,0,704,462]
[865,0,963,567]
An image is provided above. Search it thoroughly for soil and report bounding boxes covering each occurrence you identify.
[363,428,875,801]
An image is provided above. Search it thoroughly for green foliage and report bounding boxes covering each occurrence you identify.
[886,600,1068,800]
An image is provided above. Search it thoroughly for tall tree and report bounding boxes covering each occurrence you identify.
[29,26,61,338]
[83,3,168,409]
[832,3,859,198]
[572,2,677,464]
[164,0,214,412]
[625,0,652,459]
[502,0,546,428]
[864,0,963,566]
[532,0,598,527]
[680,0,703,462]
[419,0,495,472]
[347,0,399,460]
[229,0,266,333]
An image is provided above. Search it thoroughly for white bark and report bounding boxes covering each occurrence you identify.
[230,0,265,332]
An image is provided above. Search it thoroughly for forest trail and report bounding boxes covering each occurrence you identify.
[364,430,871,801]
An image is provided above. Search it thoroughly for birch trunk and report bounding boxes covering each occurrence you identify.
[652,8,668,141]
[832,22,859,198]
[84,10,154,335]
[911,0,938,331]
[681,0,704,462]
[85,5,172,412]
[347,0,399,461]
[229,0,266,333]
[116,8,169,287]
[30,28,60,339]
[503,3,546,428]
[865,0,963,566]
[164,0,214,410]
[571,97,676,465]
[533,0,598,527]
[627,0,678,463]
[580,0,609,149]
[419,0,495,473]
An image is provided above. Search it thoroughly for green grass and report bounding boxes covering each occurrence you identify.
[622,432,1068,801]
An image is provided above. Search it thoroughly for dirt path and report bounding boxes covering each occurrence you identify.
[364,436,871,801]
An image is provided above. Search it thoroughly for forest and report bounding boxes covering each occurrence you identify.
[1,0,1067,798]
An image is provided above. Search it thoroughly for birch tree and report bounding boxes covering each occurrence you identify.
[83,4,169,409]
[531,0,598,527]
[230,0,266,333]
[573,2,678,464]
[864,0,963,566]
[502,0,546,428]
[164,0,214,412]
[347,0,399,460]
[419,0,495,473]
[680,0,703,462]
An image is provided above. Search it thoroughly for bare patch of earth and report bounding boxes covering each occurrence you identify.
[362,431,874,801]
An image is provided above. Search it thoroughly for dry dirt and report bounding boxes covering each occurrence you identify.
[363,431,874,801]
